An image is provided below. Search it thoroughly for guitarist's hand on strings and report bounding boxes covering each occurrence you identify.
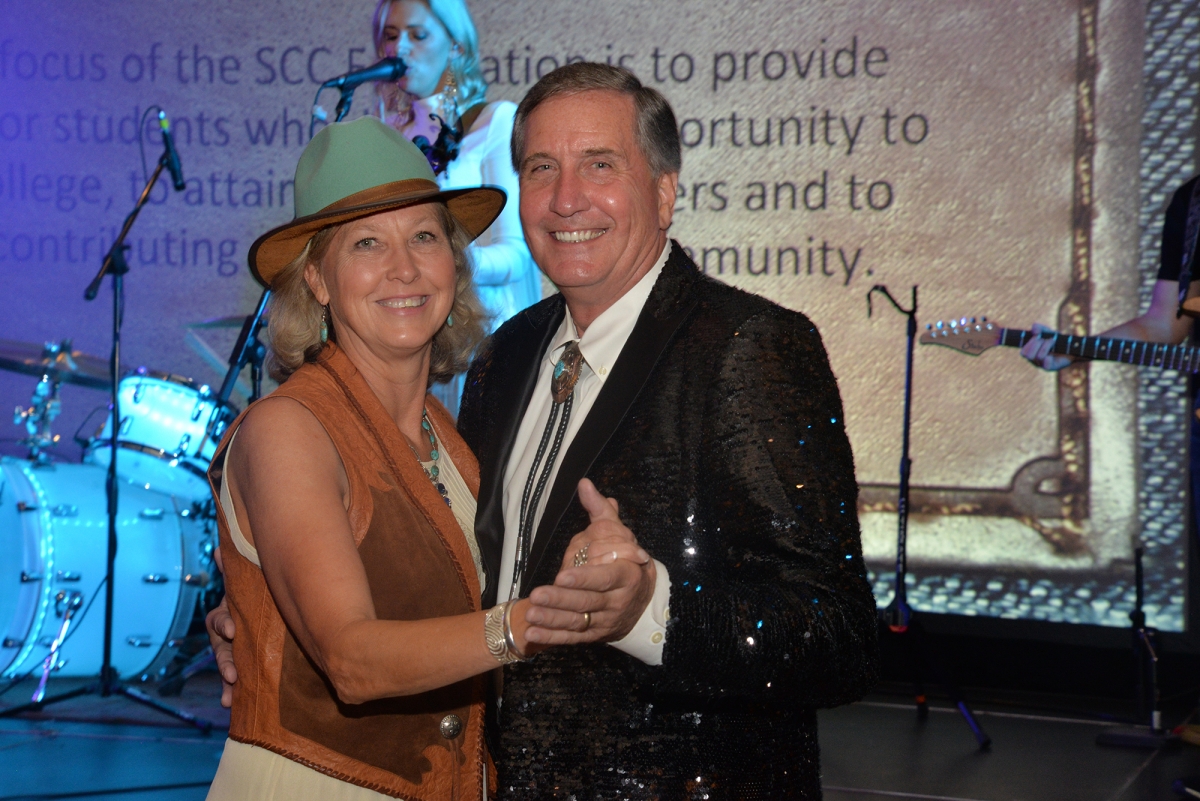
[1019,322,1075,371]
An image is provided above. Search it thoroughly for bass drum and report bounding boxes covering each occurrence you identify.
[0,458,208,680]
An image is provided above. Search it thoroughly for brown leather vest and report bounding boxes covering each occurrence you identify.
[208,344,488,800]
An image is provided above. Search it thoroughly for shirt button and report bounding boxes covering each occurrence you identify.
[599,366,608,376]
[651,632,663,644]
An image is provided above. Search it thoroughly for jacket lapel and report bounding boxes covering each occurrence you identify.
[475,297,565,607]
[522,242,700,588]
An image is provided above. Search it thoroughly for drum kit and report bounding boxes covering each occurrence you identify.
[0,127,273,732]
[0,325,252,695]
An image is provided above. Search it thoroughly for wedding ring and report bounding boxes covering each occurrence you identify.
[581,611,591,630]
[573,543,590,567]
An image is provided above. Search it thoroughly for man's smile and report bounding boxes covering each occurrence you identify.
[551,230,606,243]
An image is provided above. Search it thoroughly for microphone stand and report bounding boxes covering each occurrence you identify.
[309,82,361,140]
[199,286,270,451]
[867,284,991,751]
[310,84,356,139]
[189,288,270,492]
[310,58,407,138]
[1095,546,1179,749]
[217,288,271,407]
[0,152,212,733]
[334,88,356,123]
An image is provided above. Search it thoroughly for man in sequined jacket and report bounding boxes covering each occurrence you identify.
[458,62,879,799]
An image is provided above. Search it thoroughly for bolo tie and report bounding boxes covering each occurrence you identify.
[509,341,584,600]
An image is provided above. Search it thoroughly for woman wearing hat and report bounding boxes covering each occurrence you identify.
[204,117,532,800]
[372,0,539,416]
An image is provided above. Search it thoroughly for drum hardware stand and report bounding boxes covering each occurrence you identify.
[1096,546,1180,749]
[158,643,217,697]
[867,284,992,751]
[72,405,112,452]
[0,150,212,732]
[31,591,82,703]
[13,351,66,464]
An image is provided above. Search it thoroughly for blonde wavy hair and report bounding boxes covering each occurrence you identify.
[266,203,489,386]
[371,0,489,125]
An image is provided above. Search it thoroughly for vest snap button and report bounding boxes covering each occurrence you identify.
[440,714,463,739]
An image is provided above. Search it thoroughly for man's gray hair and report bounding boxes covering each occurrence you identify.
[510,62,682,178]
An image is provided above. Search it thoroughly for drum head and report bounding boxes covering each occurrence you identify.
[0,458,208,680]
[85,371,228,503]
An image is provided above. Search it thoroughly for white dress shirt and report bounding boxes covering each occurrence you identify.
[498,243,673,665]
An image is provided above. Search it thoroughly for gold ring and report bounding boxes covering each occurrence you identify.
[573,543,590,567]
[581,611,591,630]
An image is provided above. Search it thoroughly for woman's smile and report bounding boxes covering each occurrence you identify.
[376,295,430,310]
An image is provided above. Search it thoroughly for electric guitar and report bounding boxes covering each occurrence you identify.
[920,316,1200,373]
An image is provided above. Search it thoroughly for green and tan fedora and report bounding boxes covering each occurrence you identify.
[248,116,506,287]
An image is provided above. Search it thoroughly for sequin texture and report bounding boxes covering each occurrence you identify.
[460,242,879,799]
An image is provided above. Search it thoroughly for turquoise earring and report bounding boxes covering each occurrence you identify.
[320,307,329,343]
[446,311,454,328]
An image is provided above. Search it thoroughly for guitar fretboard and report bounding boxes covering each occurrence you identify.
[1000,329,1200,374]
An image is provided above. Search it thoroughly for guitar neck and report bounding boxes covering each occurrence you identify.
[999,328,1200,373]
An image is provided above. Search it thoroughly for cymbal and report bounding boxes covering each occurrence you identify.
[0,339,111,390]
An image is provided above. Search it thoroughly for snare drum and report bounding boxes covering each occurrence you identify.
[86,369,232,502]
[0,458,208,679]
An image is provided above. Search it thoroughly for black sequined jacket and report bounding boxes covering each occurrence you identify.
[459,242,879,799]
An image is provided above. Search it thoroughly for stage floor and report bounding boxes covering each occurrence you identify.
[1,675,1199,800]
[821,696,1200,801]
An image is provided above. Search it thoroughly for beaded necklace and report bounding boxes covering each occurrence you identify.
[408,409,451,508]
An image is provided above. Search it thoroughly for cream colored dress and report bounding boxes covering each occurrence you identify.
[206,432,482,801]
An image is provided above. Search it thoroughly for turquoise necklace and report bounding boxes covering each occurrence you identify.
[410,409,451,508]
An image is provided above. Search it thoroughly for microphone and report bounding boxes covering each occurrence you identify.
[322,57,406,90]
[158,110,186,191]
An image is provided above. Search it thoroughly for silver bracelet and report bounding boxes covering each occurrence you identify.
[502,599,529,661]
[484,602,525,665]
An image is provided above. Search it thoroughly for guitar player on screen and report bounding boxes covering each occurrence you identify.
[1023,174,1200,497]
[1024,174,1200,794]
